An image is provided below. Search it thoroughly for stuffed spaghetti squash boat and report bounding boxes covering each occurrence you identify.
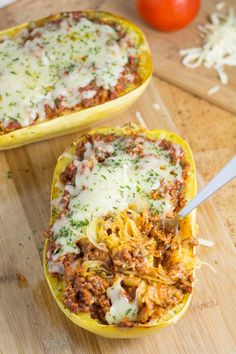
[0,11,151,150]
[44,124,197,338]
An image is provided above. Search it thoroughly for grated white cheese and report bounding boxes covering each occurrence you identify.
[179,8,236,85]
[198,238,215,248]
[208,85,220,95]
[152,103,161,111]
[105,277,139,324]
[135,111,148,128]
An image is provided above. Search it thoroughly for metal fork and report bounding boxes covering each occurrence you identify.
[160,155,236,234]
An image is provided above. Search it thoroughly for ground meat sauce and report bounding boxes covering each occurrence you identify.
[60,162,78,185]
[63,271,111,322]
[46,131,196,326]
[0,12,141,134]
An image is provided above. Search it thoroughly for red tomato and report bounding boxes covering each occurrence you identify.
[136,0,201,32]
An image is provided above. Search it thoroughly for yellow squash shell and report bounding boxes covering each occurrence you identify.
[0,11,152,150]
[44,124,197,338]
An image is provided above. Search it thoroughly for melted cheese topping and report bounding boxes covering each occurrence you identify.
[105,277,138,324]
[51,136,184,260]
[0,15,138,128]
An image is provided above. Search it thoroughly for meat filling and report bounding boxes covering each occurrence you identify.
[46,131,196,326]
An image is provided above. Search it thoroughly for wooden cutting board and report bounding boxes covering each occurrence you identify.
[0,78,235,353]
[99,0,236,115]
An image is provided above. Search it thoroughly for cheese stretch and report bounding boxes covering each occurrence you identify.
[105,277,139,325]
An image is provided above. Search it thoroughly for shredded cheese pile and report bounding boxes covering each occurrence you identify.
[179,8,236,85]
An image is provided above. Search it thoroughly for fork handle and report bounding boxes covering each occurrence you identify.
[179,155,236,218]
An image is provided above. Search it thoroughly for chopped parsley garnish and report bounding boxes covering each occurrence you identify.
[70,219,89,229]
[125,308,132,316]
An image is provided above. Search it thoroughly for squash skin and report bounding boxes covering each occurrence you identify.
[44,124,197,338]
[0,11,152,150]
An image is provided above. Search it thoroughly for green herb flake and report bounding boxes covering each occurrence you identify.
[70,219,89,229]
[125,308,132,316]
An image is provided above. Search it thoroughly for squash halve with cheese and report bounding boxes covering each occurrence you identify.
[44,124,197,338]
[0,11,152,150]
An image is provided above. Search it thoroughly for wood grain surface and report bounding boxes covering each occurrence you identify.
[0,78,236,354]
